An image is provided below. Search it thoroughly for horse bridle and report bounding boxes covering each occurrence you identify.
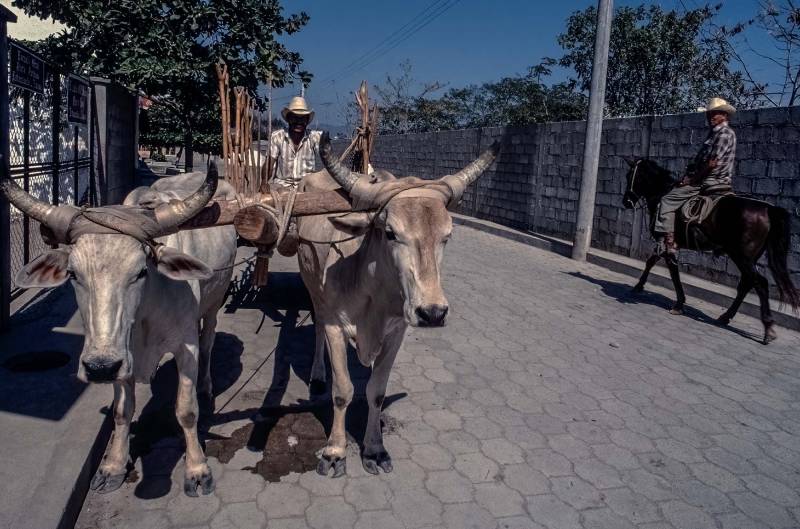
[625,159,642,204]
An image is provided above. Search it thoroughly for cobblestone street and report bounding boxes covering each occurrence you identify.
[76,224,800,529]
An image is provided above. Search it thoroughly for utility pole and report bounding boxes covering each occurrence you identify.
[572,0,613,261]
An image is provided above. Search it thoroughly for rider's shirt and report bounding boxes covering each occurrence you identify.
[269,129,322,188]
[693,122,736,185]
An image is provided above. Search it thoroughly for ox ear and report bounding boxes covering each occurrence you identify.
[155,246,214,281]
[15,249,71,288]
[328,212,373,236]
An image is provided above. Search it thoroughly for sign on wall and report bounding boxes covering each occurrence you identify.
[68,76,90,124]
[9,42,45,94]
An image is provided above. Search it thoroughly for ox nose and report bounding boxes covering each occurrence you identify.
[82,359,123,382]
[415,305,449,327]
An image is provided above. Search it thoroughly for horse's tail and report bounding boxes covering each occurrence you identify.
[766,206,800,310]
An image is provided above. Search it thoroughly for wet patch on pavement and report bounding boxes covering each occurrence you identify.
[206,399,404,482]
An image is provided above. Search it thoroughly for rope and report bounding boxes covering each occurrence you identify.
[295,179,452,246]
[277,185,299,244]
[211,253,258,272]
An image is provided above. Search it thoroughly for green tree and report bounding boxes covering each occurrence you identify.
[557,4,758,117]
[371,61,585,134]
[15,0,310,168]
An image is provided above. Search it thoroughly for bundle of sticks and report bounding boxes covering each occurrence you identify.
[215,62,263,196]
[338,81,379,173]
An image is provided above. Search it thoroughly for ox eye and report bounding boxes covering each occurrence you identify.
[385,228,397,241]
[134,268,147,281]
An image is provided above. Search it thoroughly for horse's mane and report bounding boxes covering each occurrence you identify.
[641,159,674,180]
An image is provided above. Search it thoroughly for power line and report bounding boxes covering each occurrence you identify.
[314,0,451,86]
[268,0,463,109]
[313,0,463,90]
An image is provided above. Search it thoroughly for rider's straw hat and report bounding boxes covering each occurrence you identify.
[282,96,315,122]
[697,97,736,115]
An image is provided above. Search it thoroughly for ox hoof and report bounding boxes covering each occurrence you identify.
[309,380,328,399]
[183,470,215,497]
[362,451,393,475]
[317,454,346,478]
[90,469,127,494]
[716,314,732,326]
[631,284,644,294]
[763,324,778,345]
[669,306,684,316]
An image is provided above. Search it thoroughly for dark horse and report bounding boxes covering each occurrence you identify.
[621,158,799,344]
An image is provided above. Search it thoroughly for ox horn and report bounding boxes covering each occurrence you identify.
[0,178,80,241]
[153,161,219,231]
[319,131,366,194]
[440,141,501,201]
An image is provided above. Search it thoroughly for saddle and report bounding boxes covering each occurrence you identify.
[675,184,734,250]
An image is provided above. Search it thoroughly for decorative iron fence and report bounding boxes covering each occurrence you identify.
[6,39,96,293]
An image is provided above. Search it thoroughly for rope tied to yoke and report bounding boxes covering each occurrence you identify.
[298,176,459,247]
[40,203,167,256]
[240,183,300,257]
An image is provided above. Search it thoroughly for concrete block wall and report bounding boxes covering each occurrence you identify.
[332,106,800,290]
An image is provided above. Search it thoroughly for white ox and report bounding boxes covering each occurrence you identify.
[298,133,499,476]
[1,168,236,496]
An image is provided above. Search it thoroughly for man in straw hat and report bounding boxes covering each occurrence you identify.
[654,97,737,259]
[264,96,321,255]
[266,95,322,189]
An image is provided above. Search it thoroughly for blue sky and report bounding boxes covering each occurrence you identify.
[271,0,782,126]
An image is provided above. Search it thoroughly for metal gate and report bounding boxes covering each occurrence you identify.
[6,39,96,294]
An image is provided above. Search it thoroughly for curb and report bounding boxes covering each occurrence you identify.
[452,214,800,332]
[59,413,113,529]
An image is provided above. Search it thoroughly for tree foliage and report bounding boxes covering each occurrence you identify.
[557,4,758,117]
[14,0,310,156]
[371,4,763,135]
[372,61,586,135]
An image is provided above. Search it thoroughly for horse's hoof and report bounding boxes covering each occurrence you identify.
[631,285,644,294]
[716,314,731,326]
[669,307,684,316]
[763,325,778,345]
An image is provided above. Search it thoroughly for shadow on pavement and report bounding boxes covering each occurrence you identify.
[207,266,407,481]
[130,331,244,499]
[566,271,763,343]
[0,286,87,421]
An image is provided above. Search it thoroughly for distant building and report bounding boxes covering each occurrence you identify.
[1,0,65,41]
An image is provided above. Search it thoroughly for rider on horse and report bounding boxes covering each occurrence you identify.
[654,97,737,260]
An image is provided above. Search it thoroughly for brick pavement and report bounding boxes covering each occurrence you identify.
[76,225,800,529]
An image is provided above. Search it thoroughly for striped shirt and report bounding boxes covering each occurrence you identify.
[693,122,736,185]
[269,129,322,188]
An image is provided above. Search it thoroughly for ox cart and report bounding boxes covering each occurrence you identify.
[0,74,500,496]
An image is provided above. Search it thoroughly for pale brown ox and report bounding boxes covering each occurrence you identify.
[298,133,499,476]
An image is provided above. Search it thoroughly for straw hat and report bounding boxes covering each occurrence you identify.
[697,97,736,115]
[282,96,315,122]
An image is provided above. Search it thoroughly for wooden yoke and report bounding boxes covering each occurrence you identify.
[233,206,279,246]
[177,188,354,232]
